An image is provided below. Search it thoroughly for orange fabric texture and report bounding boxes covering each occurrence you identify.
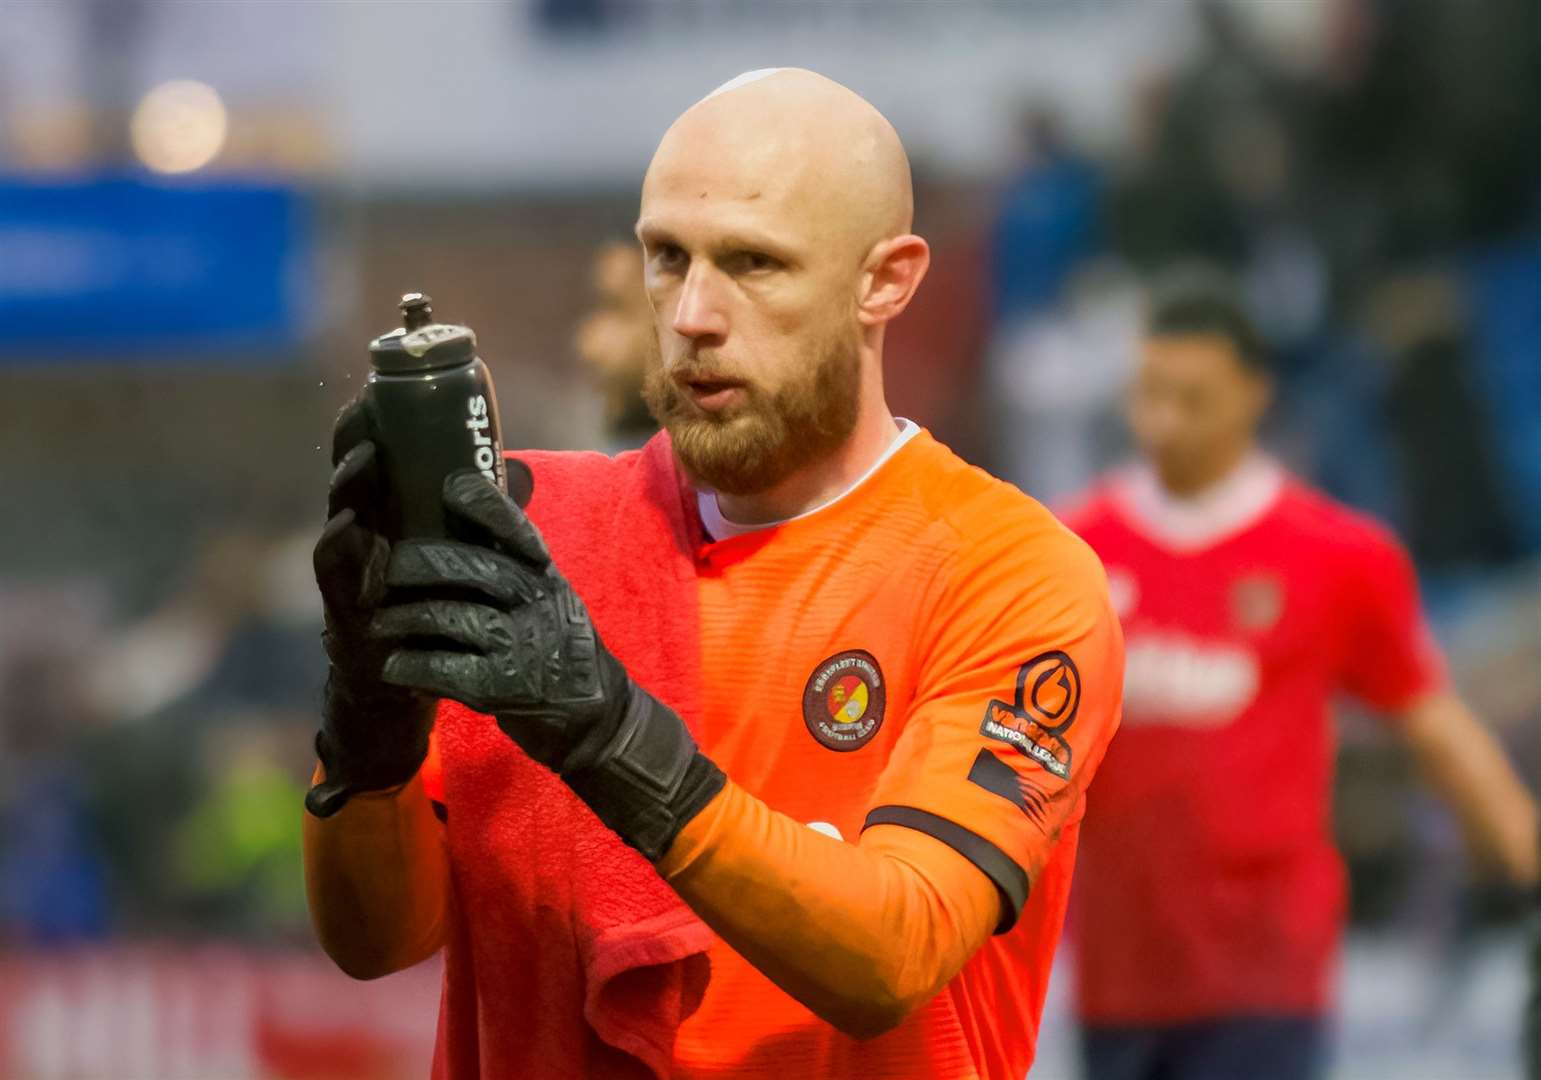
[659,779,1002,1037]
[670,430,1123,1079]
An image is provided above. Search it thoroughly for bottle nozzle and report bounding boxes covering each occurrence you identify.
[400,292,433,330]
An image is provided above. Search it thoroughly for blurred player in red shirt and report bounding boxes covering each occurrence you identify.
[1060,267,1539,1080]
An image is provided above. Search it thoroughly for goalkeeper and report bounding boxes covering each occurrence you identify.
[303,68,1123,1080]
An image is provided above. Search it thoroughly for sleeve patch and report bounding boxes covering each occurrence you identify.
[979,650,1080,781]
[967,748,1051,832]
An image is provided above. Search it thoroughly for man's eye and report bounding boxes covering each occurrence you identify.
[653,245,688,272]
[728,251,780,275]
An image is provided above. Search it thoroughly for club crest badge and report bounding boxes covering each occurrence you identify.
[803,649,887,752]
[1232,574,1285,632]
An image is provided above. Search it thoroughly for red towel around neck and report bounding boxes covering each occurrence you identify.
[425,434,713,1079]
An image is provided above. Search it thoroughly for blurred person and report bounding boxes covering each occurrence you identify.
[83,529,321,727]
[990,259,1142,507]
[1313,0,1541,263]
[1365,271,1524,570]
[80,526,324,935]
[0,584,113,943]
[573,240,660,451]
[1,652,109,943]
[1109,0,1307,271]
[1110,0,1331,363]
[303,69,1123,1079]
[1059,266,1538,1080]
[170,720,310,938]
[990,105,1102,324]
[985,106,1125,506]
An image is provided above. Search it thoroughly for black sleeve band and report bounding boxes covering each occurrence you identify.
[862,805,1030,934]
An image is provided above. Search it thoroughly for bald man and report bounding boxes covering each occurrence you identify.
[302,70,1122,1079]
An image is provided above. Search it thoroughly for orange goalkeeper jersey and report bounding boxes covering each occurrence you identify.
[671,428,1123,1079]
[411,427,1122,1079]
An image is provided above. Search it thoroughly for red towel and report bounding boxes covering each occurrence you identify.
[425,434,713,1079]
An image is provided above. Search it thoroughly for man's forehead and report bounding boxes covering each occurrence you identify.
[636,194,811,255]
[639,147,818,244]
[644,122,804,203]
[1142,334,1257,380]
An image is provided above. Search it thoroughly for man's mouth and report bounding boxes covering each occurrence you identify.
[678,374,747,412]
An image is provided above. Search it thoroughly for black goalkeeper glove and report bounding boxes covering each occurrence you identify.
[368,470,726,861]
[304,398,438,819]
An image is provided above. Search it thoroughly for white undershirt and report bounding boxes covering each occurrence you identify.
[698,419,921,541]
[1110,452,1285,552]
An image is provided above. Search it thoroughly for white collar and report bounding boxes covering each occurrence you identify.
[1111,452,1285,552]
[698,419,920,541]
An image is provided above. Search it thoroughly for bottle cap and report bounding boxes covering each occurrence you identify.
[369,292,478,374]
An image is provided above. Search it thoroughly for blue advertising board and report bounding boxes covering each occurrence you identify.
[0,176,313,360]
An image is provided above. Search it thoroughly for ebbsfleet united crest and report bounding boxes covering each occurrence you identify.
[803,649,887,751]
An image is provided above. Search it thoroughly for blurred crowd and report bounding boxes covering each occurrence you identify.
[978,0,1541,933]
[990,0,1541,546]
[1,0,1537,996]
[0,528,322,944]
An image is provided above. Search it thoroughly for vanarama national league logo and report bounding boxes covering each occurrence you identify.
[803,650,887,752]
[979,650,1080,781]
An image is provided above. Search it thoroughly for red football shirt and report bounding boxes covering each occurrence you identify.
[1060,456,1445,1023]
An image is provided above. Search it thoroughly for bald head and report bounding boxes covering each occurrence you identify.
[642,68,913,258]
[634,71,930,505]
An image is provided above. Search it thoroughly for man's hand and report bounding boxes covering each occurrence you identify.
[305,398,437,818]
[370,471,725,860]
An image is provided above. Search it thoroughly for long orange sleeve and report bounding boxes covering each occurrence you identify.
[658,778,1002,1038]
[302,767,451,979]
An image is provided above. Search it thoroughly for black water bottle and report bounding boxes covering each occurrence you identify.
[366,292,507,539]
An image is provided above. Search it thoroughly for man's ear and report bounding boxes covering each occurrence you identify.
[857,234,931,327]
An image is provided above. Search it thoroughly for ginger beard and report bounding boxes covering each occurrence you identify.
[642,319,863,497]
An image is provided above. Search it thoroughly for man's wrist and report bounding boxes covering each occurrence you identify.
[306,672,432,818]
[308,761,423,810]
[561,689,727,861]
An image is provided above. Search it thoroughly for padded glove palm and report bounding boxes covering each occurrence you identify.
[370,470,725,860]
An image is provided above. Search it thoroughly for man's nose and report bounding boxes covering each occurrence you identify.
[671,264,729,345]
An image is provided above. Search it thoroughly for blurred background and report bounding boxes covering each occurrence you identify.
[0,1,1536,1077]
